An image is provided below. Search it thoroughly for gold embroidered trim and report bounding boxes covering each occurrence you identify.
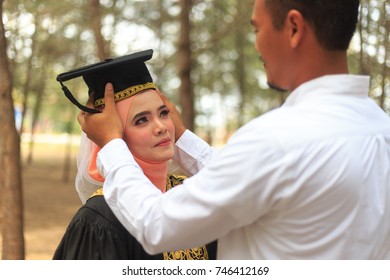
[163,174,211,260]
[163,246,209,260]
[166,174,186,191]
[90,187,103,198]
[94,82,157,107]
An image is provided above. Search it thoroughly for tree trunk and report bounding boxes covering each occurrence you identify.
[90,0,109,60]
[26,67,46,165]
[358,0,370,76]
[63,34,83,182]
[178,0,194,131]
[235,1,246,128]
[379,0,389,111]
[20,23,38,136]
[0,0,25,260]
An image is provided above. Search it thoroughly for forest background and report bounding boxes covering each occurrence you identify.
[0,0,389,259]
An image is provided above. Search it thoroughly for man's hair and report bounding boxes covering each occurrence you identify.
[264,0,360,51]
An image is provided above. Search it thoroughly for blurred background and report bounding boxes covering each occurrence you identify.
[0,0,389,259]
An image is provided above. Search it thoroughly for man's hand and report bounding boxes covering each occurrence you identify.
[158,91,187,142]
[77,83,123,148]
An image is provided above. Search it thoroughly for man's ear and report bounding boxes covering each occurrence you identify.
[286,10,304,48]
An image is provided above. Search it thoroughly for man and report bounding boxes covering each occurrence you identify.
[78,0,390,259]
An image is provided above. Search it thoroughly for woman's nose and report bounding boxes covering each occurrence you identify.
[153,120,167,135]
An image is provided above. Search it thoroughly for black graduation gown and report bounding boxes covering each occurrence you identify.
[53,174,217,260]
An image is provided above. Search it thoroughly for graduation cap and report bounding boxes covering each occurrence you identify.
[56,49,157,113]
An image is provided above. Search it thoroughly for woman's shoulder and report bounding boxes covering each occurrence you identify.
[80,190,123,229]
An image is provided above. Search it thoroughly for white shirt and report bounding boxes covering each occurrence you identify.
[99,75,390,259]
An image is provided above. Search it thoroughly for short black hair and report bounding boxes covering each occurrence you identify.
[264,0,360,51]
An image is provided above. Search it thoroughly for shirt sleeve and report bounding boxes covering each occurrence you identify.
[172,129,218,175]
[99,128,284,255]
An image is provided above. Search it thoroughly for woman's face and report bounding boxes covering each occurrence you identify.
[124,90,175,163]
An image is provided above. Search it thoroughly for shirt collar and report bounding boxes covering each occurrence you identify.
[283,75,371,107]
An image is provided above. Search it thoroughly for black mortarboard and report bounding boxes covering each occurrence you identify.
[57,49,156,113]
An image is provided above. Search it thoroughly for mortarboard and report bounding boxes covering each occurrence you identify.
[56,49,156,113]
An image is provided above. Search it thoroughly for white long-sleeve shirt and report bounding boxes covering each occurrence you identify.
[99,75,390,259]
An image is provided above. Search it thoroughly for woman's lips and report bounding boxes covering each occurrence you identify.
[155,138,171,147]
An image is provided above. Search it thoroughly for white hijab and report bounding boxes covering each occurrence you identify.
[75,132,103,204]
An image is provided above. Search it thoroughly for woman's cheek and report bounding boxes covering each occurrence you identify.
[125,129,150,152]
[137,130,153,147]
[167,121,175,138]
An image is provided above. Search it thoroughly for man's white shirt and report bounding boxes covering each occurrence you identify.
[99,75,390,259]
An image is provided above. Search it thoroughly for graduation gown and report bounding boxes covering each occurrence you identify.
[53,174,217,260]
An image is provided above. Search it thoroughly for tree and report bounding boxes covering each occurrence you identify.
[4,0,386,151]
[178,0,194,131]
[90,0,110,60]
[0,0,25,260]
[357,0,389,113]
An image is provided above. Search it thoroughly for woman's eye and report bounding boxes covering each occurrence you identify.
[160,109,170,117]
[135,117,148,126]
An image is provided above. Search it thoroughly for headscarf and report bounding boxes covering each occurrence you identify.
[75,90,169,203]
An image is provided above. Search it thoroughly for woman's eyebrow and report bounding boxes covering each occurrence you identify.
[132,105,167,121]
[159,105,167,110]
[132,111,150,121]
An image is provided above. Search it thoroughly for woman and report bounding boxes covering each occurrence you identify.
[53,79,217,259]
